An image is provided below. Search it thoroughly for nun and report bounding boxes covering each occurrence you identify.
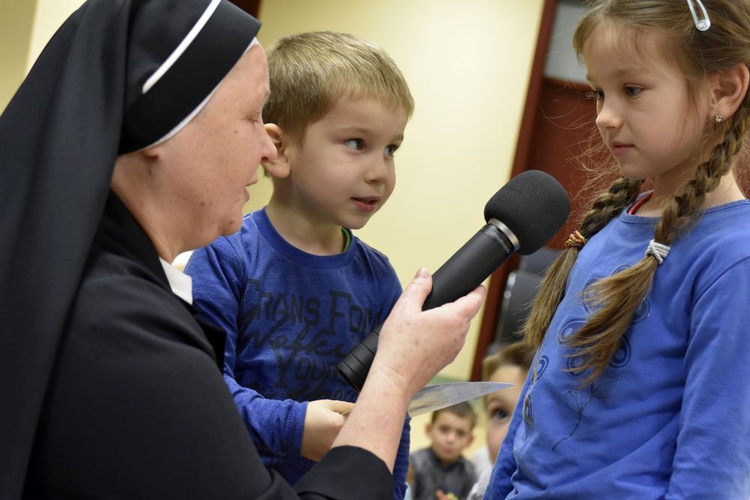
[0,0,484,498]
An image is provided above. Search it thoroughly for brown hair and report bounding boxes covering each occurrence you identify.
[524,0,750,384]
[263,31,414,145]
[482,342,534,381]
[432,401,477,429]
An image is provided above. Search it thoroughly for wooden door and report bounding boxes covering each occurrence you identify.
[230,0,260,17]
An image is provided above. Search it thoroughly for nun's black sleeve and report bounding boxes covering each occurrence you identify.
[23,194,393,500]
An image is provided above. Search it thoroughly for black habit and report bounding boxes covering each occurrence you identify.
[0,0,393,497]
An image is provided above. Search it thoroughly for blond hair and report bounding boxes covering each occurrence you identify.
[263,31,414,144]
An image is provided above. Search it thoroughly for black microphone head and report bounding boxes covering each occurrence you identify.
[484,170,570,255]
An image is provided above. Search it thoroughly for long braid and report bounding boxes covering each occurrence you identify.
[524,177,641,350]
[657,105,748,244]
[564,93,750,385]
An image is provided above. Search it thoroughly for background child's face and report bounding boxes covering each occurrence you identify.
[485,365,527,463]
[283,96,407,230]
[426,411,474,465]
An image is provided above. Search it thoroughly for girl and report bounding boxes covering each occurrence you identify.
[487,1,750,498]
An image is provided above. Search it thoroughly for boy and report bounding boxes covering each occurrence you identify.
[408,402,478,500]
[185,31,414,498]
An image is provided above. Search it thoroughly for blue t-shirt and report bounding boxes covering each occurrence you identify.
[487,200,750,499]
[186,208,409,497]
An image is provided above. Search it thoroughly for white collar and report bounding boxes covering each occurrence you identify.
[159,258,193,304]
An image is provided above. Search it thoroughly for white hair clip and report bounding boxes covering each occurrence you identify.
[646,240,670,265]
[687,0,711,32]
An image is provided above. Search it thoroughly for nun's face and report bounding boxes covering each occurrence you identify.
[156,43,275,246]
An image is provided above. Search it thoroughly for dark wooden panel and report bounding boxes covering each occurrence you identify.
[528,77,599,246]
[229,0,260,17]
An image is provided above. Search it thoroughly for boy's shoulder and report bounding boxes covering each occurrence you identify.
[349,235,401,287]
[230,207,269,245]
[349,231,392,261]
[191,209,265,263]
[410,447,474,473]
[409,447,434,470]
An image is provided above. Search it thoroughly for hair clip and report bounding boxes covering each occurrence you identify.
[687,0,711,32]
[646,239,670,265]
[565,230,587,249]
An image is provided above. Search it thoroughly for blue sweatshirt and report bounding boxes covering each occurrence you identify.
[487,200,750,499]
[186,208,409,498]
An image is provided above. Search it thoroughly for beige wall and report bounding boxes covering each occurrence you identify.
[0,0,36,110]
[0,0,544,380]
[26,0,87,69]
[0,0,85,110]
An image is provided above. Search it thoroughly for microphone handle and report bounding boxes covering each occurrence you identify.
[337,221,517,391]
[422,220,517,309]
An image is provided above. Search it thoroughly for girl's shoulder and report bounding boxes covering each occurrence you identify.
[696,199,750,242]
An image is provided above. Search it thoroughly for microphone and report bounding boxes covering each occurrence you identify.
[337,170,571,392]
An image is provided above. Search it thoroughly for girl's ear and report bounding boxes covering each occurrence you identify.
[262,123,291,179]
[712,63,750,120]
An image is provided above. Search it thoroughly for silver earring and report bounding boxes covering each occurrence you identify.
[715,115,724,123]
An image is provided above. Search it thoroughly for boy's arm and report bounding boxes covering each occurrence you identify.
[186,240,307,457]
[221,357,307,456]
[378,266,410,499]
[392,418,410,499]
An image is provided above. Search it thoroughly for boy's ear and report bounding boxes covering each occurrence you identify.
[262,123,291,179]
[425,422,433,437]
[711,63,750,120]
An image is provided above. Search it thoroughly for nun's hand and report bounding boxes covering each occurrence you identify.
[372,268,485,399]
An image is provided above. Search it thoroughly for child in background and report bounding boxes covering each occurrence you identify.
[487,1,750,498]
[185,31,414,498]
[468,342,533,499]
[408,402,478,500]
